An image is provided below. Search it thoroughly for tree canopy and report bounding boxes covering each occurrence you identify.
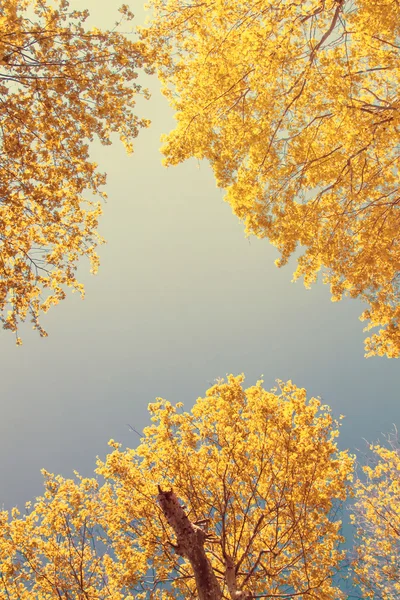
[0,0,150,342]
[0,375,354,598]
[142,0,400,358]
[351,432,400,598]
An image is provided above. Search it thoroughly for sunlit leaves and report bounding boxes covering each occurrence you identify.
[142,0,400,357]
[0,376,354,598]
[0,0,151,341]
[351,434,400,598]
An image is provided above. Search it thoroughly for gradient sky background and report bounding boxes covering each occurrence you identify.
[1,0,399,549]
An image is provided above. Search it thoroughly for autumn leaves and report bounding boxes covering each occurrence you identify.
[2,0,400,357]
[143,0,400,358]
[2,376,397,598]
[0,377,355,598]
[0,0,150,342]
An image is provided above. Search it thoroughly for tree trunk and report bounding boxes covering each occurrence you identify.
[157,486,223,600]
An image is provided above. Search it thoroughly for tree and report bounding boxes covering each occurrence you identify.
[351,431,400,598]
[142,0,400,358]
[0,375,354,598]
[0,0,151,343]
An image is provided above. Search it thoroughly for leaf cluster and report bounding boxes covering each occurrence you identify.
[0,0,151,340]
[0,376,355,599]
[142,0,400,357]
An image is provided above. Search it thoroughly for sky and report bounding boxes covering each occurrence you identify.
[0,0,399,557]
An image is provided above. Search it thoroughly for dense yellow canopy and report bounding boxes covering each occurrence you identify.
[143,0,400,357]
[352,437,400,598]
[0,0,150,341]
[0,376,354,598]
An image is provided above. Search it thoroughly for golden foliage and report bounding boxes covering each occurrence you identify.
[142,0,400,357]
[0,0,150,342]
[351,433,400,598]
[0,376,354,598]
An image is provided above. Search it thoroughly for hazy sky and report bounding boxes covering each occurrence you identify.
[1,0,399,536]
